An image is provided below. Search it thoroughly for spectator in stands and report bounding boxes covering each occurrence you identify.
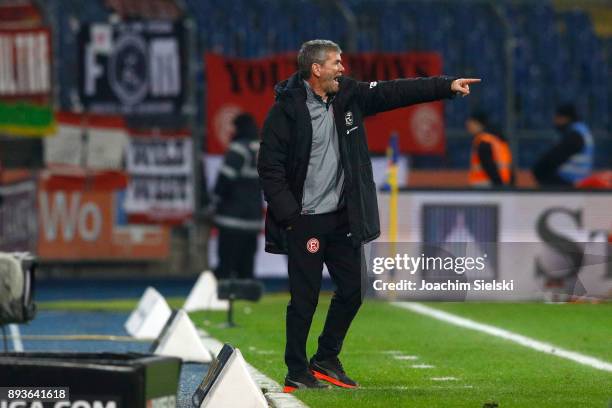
[466,111,513,187]
[532,104,594,187]
[212,113,263,280]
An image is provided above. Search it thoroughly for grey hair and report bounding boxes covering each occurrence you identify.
[297,39,342,79]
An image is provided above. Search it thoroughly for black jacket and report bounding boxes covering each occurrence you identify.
[213,122,263,231]
[532,124,585,186]
[477,129,514,186]
[258,72,456,254]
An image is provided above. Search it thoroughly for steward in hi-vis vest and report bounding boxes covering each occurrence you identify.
[465,112,513,187]
[533,104,594,187]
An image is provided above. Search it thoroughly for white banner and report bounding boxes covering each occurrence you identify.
[126,137,194,223]
[44,114,128,169]
[44,123,83,166]
[0,28,50,96]
[376,190,612,300]
[86,126,129,169]
[206,154,612,290]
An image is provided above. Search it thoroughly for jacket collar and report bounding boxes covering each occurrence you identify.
[274,72,306,119]
[274,72,357,118]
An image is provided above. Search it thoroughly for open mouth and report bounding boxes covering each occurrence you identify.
[333,76,341,86]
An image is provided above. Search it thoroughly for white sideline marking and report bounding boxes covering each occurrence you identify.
[393,302,612,373]
[9,324,23,352]
[393,355,418,360]
[255,350,277,355]
[197,331,308,408]
[431,377,458,381]
[411,364,435,369]
[345,350,407,355]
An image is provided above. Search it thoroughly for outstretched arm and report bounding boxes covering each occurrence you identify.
[355,77,481,116]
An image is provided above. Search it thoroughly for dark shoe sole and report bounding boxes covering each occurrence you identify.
[312,369,358,389]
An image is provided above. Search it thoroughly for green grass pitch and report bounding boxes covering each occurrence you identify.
[41,295,612,407]
[193,295,612,408]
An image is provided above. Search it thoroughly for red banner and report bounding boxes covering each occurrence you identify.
[0,3,43,25]
[37,170,170,261]
[205,52,445,155]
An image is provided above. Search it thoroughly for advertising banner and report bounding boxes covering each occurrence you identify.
[44,112,128,169]
[374,190,612,300]
[0,28,51,98]
[0,180,37,252]
[37,170,170,260]
[205,52,444,155]
[205,154,611,290]
[125,129,194,224]
[86,117,129,169]
[79,21,186,115]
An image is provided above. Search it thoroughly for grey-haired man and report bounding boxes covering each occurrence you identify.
[258,39,479,392]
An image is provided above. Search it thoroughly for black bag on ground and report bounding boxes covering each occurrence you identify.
[0,252,36,324]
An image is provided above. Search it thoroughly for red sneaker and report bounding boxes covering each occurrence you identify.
[310,357,358,389]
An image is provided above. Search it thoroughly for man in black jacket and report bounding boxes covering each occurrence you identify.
[257,39,479,392]
[213,113,263,280]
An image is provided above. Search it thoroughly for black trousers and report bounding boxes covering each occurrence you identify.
[215,227,258,279]
[285,208,364,375]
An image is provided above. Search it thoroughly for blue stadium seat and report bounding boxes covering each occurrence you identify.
[444,137,472,169]
[517,135,555,168]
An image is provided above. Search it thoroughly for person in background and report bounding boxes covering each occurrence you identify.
[466,111,513,187]
[532,104,594,187]
[212,113,263,280]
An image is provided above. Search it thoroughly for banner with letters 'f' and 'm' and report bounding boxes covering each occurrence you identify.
[79,21,186,116]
